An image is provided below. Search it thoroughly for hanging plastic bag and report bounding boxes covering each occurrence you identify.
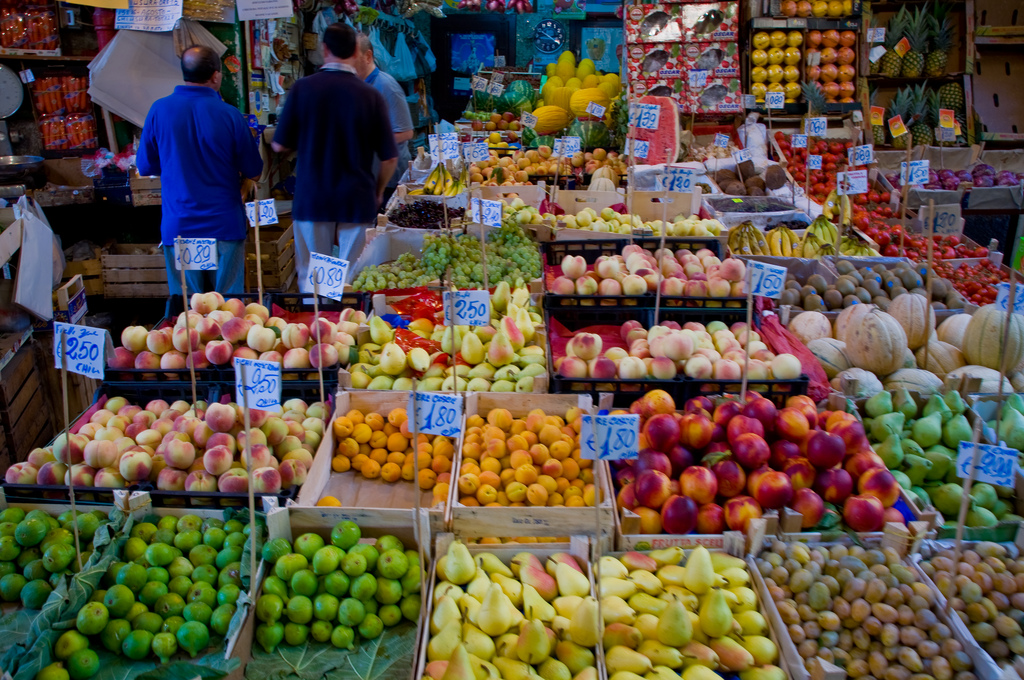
[13,196,62,320]
[369,26,394,74]
[390,32,418,82]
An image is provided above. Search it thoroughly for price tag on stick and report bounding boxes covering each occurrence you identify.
[585,101,606,118]
[408,392,463,438]
[733,148,752,164]
[234,357,282,413]
[714,133,730,147]
[808,155,822,170]
[54,323,111,379]
[554,137,581,156]
[520,112,537,129]
[848,144,874,166]
[900,160,930,185]
[308,252,350,300]
[766,91,785,110]
[471,76,487,91]
[791,134,808,149]
[245,199,279,226]
[837,169,869,195]
[443,290,490,326]
[995,282,1024,313]
[663,166,695,192]
[471,198,502,227]
[580,414,640,460]
[463,142,490,163]
[957,441,1020,488]
[629,103,660,130]
[748,260,788,299]
[175,238,218,271]
[627,139,650,159]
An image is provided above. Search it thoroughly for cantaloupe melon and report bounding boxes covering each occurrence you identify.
[914,340,965,376]
[887,293,934,350]
[844,308,908,376]
[834,303,875,342]
[946,365,1014,394]
[831,368,884,398]
[962,304,1024,371]
[789,311,833,345]
[883,368,943,395]
[807,337,851,378]
[936,313,970,348]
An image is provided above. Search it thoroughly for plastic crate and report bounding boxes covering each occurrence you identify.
[683,374,810,407]
[549,373,690,407]
[266,291,370,320]
[540,236,722,264]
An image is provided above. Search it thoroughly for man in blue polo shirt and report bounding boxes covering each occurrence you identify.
[272,23,397,293]
[355,32,413,195]
[137,46,264,297]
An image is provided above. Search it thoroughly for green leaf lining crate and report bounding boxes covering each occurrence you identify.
[101,243,168,298]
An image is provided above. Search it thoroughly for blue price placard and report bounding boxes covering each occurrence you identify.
[54,323,109,380]
[554,137,582,156]
[748,260,788,299]
[463,142,490,163]
[408,392,462,438]
[805,117,827,136]
[471,76,487,91]
[175,238,218,271]
[957,441,1020,488]
[995,282,1024,313]
[308,252,350,301]
[245,199,279,227]
[688,69,709,89]
[791,134,808,149]
[585,101,606,118]
[520,112,537,129]
[766,92,785,110]
[234,357,282,413]
[900,160,930,186]
[733,149,752,164]
[663,166,695,192]
[714,133,730,147]
[471,198,502,227]
[629,103,660,130]
[848,144,874,167]
[443,290,490,326]
[627,139,650,159]
[580,414,640,461]
[808,155,822,170]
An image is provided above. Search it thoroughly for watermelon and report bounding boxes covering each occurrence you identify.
[567,119,610,149]
[473,89,493,112]
[633,95,679,165]
[523,126,555,149]
[504,80,536,115]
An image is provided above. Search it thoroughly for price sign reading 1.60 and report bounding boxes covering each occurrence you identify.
[749,260,788,299]
[443,290,490,326]
[245,199,279,227]
[234,357,282,413]
[308,252,350,301]
[471,76,487,91]
[408,392,463,438]
[175,238,218,271]
[629,103,660,130]
[995,282,1024,314]
[580,414,640,461]
[463,142,490,164]
[957,441,1020,488]
[663,166,695,192]
[54,322,109,380]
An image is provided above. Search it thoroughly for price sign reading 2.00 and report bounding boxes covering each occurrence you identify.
[308,252,350,301]
[580,414,640,460]
[444,290,490,326]
[408,392,463,438]
[234,357,282,413]
[53,322,109,379]
[175,238,218,271]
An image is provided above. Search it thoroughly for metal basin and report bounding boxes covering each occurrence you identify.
[0,155,44,183]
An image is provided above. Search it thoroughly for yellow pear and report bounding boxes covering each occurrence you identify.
[682,666,725,680]
[628,570,663,595]
[729,587,757,612]
[601,596,637,624]
[720,568,749,587]
[493,573,523,607]
[556,562,590,598]
[656,565,687,589]
[738,665,785,680]
[428,620,463,662]
[461,332,485,365]
[378,343,407,376]
[649,547,685,567]
[445,541,477,586]
[517,619,551,665]
[657,600,693,647]
[462,623,496,661]
[601,578,638,600]
[698,590,733,639]
[492,657,535,680]
[495,633,519,659]
[682,546,717,595]
[709,553,745,572]
[441,644,476,680]
[553,596,582,619]
[634,613,659,641]
[598,556,629,579]
[434,582,465,605]
[368,316,393,344]
[466,570,491,602]
[646,667,684,680]
[605,646,653,676]
[523,584,557,621]
[478,583,514,637]
[734,610,767,636]
[459,593,481,626]
[408,346,431,372]
[741,635,779,665]
[476,553,513,578]
[638,640,685,669]
[432,595,463,635]
[568,596,600,648]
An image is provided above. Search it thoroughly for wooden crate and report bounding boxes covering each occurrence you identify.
[0,342,54,462]
[246,224,294,291]
[34,334,99,436]
[62,247,102,296]
[101,243,168,298]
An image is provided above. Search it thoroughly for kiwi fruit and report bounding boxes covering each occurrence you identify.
[932,301,947,310]
[747,187,766,196]
[800,284,816,299]
[932,278,949,298]
[804,294,825,311]
[785,279,802,291]
[873,296,891,310]
[780,288,801,306]
[836,260,856,275]
[849,269,864,284]
[862,278,882,297]
[823,289,844,309]
[890,285,908,298]
[946,294,965,310]
[899,270,923,290]
[855,287,872,303]
[835,277,856,297]
[764,165,787,190]
[807,274,828,295]
[910,287,928,297]
[843,295,861,308]
[871,264,887,275]
[722,181,747,195]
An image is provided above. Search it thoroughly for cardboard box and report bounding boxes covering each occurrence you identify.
[684,76,742,113]
[31,274,87,331]
[626,41,740,79]
[626,3,739,44]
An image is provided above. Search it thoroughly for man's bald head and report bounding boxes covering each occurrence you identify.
[182,46,221,85]
[354,32,376,79]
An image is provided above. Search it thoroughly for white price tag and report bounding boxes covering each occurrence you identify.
[807,51,821,67]
[443,290,491,326]
[924,203,963,237]
[766,91,785,110]
[848,144,874,166]
[714,133,730,147]
[837,169,869,195]
[471,76,487,91]
[580,414,640,461]
[627,139,650,159]
[995,283,1024,313]
[957,441,1020,487]
[494,56,506,68]
[732,148,753,164]
[471,197,503,227]
[520,111,538,129]
[234,358,282,412]
[308,252,350,301]
[869,46,887,63]
[663,166,695,192]
[936,127,956,142]
[245,199,279,227]
[174,238,218,271]
[18,69,33,84]
[742,94,757,109]
[585,101,606,118]
[869,27,885,43]
[463,142,490,163]
[54,323,109,380]
[900,160,930,186]
[804,117,827,136]
[748,260,787,299]
[791,134,808,149]
[808,155,822,170]
[554,137,582,156]
[430,132,460,161]
[688,69,709,89]
[487,82,505,97]
[629,103,660,130]
[408,392,463,438]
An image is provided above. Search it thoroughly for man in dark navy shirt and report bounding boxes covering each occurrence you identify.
[137,46,264,296]
[272,23,397,293]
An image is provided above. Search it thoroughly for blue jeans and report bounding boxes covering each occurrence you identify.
[292,221,370,294]
[163,239,245,297]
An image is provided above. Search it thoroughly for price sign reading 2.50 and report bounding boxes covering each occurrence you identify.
[580,414,640,460]
[408,392,463,438]
[175,238,218,271]
[308,252,350,301]
[444,290,490,326]
[54,322,108,380]
[234,357,282,413]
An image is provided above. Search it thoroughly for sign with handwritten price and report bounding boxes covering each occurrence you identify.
[688,69,709,89]
[486,82,504,97]
[308,252,350,301]
[765,92,785,110]
[554,137,581,156]
[580,414,640,461]
[837,170,868,195]
[900,160,929,185]
[848,144,874,166]
[430,133,460,161]
[995,282,1024,313]
[664,166,695,192]
[520,112,537,129]
[957,442,1020,488]
[630,103,660,130]
[471,198,502,227]
[245,199,279,227]
[791,134,807,149]
[732,149,752,164]
[234,358,282,412]
[175,238,217,271]
[463,142,489,164]
[54,323,107,379]
[444,290,490,326]
[627,139,650,159]
[936,127,956,142]
[925,203,963,237]
[585,101,606,118]
[742,94,757,109]
[408,392,463,438]
[714,133,730,147]
[808,155,822,170]
[471,76,487,91]
[749,260,788,299]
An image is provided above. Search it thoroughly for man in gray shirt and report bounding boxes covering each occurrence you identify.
[356,32,413,196]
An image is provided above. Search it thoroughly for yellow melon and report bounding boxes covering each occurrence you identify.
[546,87,574,113]
[581,74,601,89]
[598,81,619,100]
[565,77,583,90]
[555,62,576,80]
[558,50,575,65]
[576,58,596,78]
[532,105,571,135]
[545,62,556,76]
[569,88,611,117]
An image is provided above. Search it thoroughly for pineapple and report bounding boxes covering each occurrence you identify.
[888,87,914,149]
[869,91,886,146]
[880,7,909,78]
[900,5,931,78]
[801,80,827,116]
[926,3,954,77]
[938,80,965,113]
[909,84,935,146]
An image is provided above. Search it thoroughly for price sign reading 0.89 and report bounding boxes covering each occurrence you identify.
[408,392,463,438]
[995,282,1024,313]
[664,166,695,192]
[629,103,660,130]
[234,357,282,412]
[808,154,823,170]
[957,441,1020,488]
[791,134,808,149]
[443,290,490,326]
[175,238,218,271]
[765,91,785,110]
[308,252,350,301]
[54,323,108,380]
[848,144,874,166]
[804,117,827,136]
[245,199,279,227]
[749,260,788,299]
[580,414,640,461]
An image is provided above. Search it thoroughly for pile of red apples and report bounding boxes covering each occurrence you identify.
[4,394,327,495]
[548,246,747,299]
[555,320,804,381]
[107,292,366,371]
[614,389,905,536]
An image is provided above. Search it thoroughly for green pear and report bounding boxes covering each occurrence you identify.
[923,446,954,481]
[428,620,463,662]
[478,584,514,637]
[924,394,953,423]
[444,542,476,586]
[657,600,692,647]
[902,438,925,459]
[910,486,930,509]
[368,316,393,345]
[998,408,1024,451]
[967,506,998,528]
[865,390,893,418]
[893,389,919,419]
[492,282,511,313]
[929,483,964,516]
[442,644,477,680]
[870,412,905,443]
[891,470,912,490]
[942,414,973,449]
[875,435,904,469]
[944,390,968,415]
[912,412,943,448]
[698,589,733,638]
[903,454,934,486]
[971,483,998,510]
[992,499,1013,519]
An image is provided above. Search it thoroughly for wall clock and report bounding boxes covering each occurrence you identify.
[533,19,567,54]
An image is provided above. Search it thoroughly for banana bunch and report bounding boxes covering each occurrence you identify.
[727,221,769,255]
[765,225,799,256]
[798,233,836,258]
[414,163,464,196]
[822,190,852,225]
[840,236,880,257]
[805,214,839,245]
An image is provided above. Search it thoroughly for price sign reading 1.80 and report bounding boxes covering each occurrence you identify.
[54,322,109,379]
[234,357,282,413]
[245,199,279,227]
[749,260,788,299]
[443,290,490,326]
[957,441,1020,488]
[408,392,463,438]
[175,238,218,271]
[663,166,695,192]
[580,414,640,461]
[308,252,350,301]
[629,103,660,130]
